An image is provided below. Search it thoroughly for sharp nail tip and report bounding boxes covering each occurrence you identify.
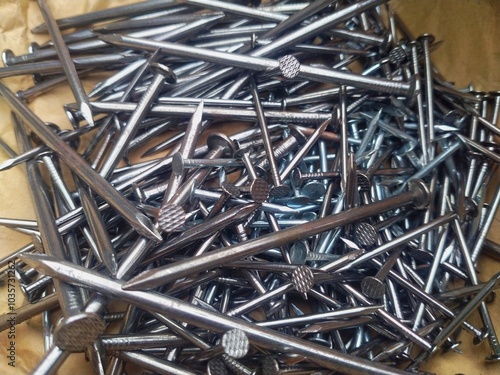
[121,281,140,291]
[0,161,11,171]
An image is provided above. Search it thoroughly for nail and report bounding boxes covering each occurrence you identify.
[102,33,416,97]
[124,179,430,290]
[249,76,290,197]
[0,82,161,241]
[36,0,94,127]
[417,34,436,152]
[0,57,121,80]
[172,153,243,175]
[88,99,332,125]
[13,114,105,352]
[409,41,429,165]
[361,247,403,300]
[98,62,177,179]
[184,0,287,22]
[279,118,330,181]
[235,147,270,203]
[32,0,178,33]
[21,253,413,375]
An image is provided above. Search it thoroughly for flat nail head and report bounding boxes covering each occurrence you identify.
[279,55,300,79]
[150,62,177,84]
[172,152,186,175]
[355,222,377,247]
[2,49,14,66]
[361,276,386,299]
[407,179,430,209]
[248,178,270,203]
[157,203,186,233]
[52,312,105,352]
[222,329,249,359]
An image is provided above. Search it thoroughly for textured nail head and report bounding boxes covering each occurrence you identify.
[355,222,378,247]
[52,313,105,352]
[279,55,301,79]
[157,203,186,233]
[221,329,249,359]
[244,178,270,203]
[361,276,386,299]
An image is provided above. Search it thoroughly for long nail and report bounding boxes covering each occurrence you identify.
[32,0,178,33]
[100,33,415,97]
[124,179,430,290]
[36,0,94,127]
[99,62,177,179]
[249,76,290,197]
[0,82,161,241]
[13,113,105,352]
[21,253,413,375]
[88,99,332,125]
[417,34,436,157]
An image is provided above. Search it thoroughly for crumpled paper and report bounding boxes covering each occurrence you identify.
[0,0,499,374]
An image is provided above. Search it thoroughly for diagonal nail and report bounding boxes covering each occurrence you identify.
[36,0,94,127]
[21,253,413,375]
[0,82,161,241]
[123,179,430,290]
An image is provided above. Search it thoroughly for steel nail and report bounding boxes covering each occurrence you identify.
[21,253,413,375]
[123,179,430,290]
[0,82,161,241]
[36,0,95,127]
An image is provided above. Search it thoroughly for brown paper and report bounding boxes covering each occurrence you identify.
[0,1,499,374]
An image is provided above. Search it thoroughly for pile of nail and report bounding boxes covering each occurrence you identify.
[1,0,500,374]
